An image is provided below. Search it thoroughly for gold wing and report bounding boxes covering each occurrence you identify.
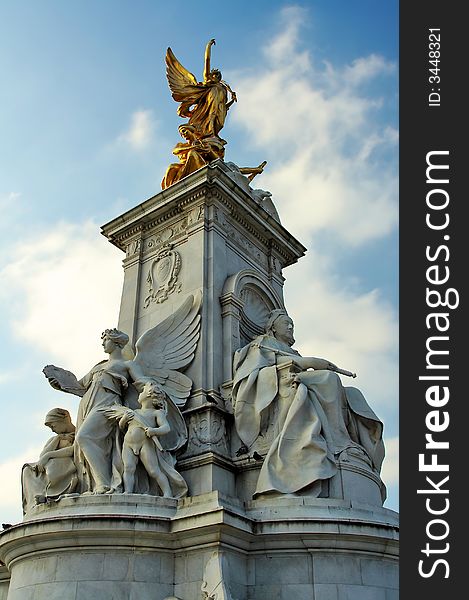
[165,47,202,102]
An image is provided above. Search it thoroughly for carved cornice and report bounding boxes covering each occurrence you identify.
[219,292,244,313]
[116,224,145,250]
[101,163,306,267]
[177,451,235,472]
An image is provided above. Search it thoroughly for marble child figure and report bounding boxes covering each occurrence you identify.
[105,382,188,498]
[21,408,78,513]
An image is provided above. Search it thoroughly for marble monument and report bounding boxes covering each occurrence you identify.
[0,39,398,600]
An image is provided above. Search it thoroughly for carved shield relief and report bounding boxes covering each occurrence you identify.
[144,245,182,307]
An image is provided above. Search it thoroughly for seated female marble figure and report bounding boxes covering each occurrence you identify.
[232,309,385,499]
[21,408,78,513]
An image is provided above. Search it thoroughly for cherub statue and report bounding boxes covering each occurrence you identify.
[166,39,237,140]
[21,408,78,513]
[43,293,201,495]
[104,381,188,498]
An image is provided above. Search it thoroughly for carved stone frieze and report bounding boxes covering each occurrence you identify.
[186,409,229,455]
[126,238,142,258]
[144,227,174,254]
[171,216,189,237]
[187,204,205,226]
[143,218,188,253]
[224,224,268,270]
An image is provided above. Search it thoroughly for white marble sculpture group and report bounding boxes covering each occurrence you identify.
[22,291,385,511]
[23,294,200,508]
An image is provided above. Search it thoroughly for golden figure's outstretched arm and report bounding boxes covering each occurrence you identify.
[203,39,216,82]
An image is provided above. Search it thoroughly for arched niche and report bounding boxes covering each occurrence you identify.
[219,270,284,391]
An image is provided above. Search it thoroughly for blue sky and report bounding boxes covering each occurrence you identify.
[0,1,398,523]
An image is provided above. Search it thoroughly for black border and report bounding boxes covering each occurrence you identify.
[400,2,465,594]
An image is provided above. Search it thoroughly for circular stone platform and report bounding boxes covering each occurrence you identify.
[0,492,398,600]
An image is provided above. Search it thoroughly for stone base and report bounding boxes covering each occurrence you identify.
[235,455,385,505]
[0,493,398,599]
[0,565,9,600]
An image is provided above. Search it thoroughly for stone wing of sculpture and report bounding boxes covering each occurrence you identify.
[165,47,206,113]
[133,292,202,406]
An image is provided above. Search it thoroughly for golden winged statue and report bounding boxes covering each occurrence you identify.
[162,39,237,189]
[166,38,237,139]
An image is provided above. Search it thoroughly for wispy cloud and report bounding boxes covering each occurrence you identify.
[0,221,123,375]
[0,191,21,208]
[117,109,156,150]
[0,366,29,386]
[230,6,398,245]
[0,446,42,524]
[343,54,396,86]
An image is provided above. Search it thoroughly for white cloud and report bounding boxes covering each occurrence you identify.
[0,446,42,525]
[0,220,123,375]
[0,366,28,386]
[343,54,396,86]
[230,7,398,246]
[381,436,399,487]
[285,249,398,414]
[265,6,311,70]
[117,109,156,150]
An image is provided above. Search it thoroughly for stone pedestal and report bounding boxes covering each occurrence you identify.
[100,160,306,497]
[0,565,9,600]
[0,494,398,600]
